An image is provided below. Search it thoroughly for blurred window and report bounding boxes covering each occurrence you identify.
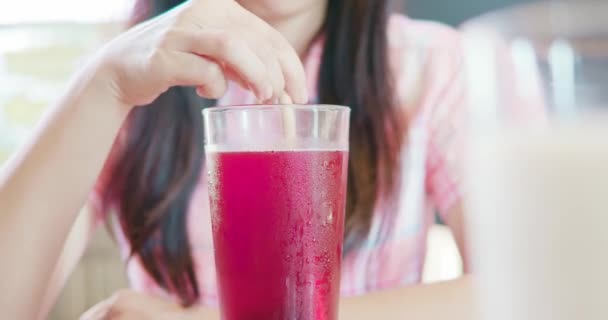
[0,0,132,24]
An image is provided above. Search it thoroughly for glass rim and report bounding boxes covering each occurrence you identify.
[202,104,350,116]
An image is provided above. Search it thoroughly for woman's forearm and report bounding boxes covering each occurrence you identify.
[179,277,477,320]
[0,66,128,320]
[339,276,477,320]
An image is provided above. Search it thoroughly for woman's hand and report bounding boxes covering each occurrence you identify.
[93,0,308,108]
[80,289,220,320]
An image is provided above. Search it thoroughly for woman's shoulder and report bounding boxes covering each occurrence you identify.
[387,14,465,113]
[388,14,463,51]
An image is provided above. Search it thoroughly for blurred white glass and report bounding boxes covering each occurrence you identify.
[463,1,608,320]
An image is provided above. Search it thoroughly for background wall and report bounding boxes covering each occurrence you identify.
[406,0,532,25]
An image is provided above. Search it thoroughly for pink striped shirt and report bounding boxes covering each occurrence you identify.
[97,14,467,304]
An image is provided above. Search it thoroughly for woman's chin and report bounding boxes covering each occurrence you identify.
[237,0,325,21]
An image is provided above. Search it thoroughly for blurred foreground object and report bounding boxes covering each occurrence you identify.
[463,1,608,319]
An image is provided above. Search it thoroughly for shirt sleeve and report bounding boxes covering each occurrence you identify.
[387,15,467,220]
[422,26,547,220]
[424,46,466,220]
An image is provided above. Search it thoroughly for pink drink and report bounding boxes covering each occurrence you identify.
[207,150,348,320]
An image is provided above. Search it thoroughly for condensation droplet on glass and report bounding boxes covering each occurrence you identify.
[327,210,334,224]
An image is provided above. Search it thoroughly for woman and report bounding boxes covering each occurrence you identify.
[0,0,477,319]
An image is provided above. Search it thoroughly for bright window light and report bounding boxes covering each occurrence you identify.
[0,0,134,24]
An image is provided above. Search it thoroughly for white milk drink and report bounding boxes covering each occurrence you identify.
[466,121,608,320]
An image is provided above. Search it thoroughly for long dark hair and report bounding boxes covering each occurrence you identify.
[99,0,405,306]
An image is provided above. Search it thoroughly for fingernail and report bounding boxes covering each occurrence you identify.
[294,90,309,104]
[256,85,272,102]
[196,86,207,97]
[262,96,278,105]
[279,92,293,105]
[263,84,273,101]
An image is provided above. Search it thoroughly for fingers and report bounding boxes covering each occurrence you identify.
[157,7,308,104]
[173,28,291,103]
[277,50,308,104]
[157,50,228,98]
[224,1,307,103]
[279,92,293,104]
[167,28,273,101]
[239,26,308,104]
[265,28,309,104]
[258,47,285,103]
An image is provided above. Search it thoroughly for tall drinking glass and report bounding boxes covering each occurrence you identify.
[203,105,350,320]
[463,1,608,319]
